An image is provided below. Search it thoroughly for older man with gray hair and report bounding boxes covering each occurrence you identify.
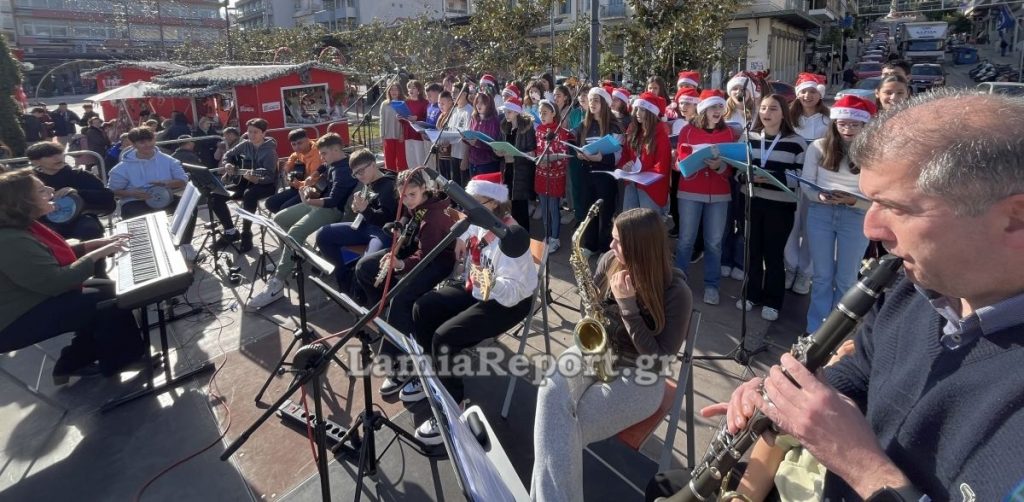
[647,90,1024,501]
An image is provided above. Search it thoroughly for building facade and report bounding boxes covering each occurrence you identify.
[234,0,472,30]
[235,0,296,30]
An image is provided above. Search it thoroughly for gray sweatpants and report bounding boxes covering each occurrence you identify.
[530,347,666,502]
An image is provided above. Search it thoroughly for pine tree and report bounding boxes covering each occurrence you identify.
[0,34,27,157]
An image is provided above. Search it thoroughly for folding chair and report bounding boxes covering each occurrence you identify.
[616,310,702,471]
[500,238,553,419]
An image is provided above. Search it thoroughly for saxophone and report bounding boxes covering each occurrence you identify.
[659,255,904,502]
[570,199,617,383]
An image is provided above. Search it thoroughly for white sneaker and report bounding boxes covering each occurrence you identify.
[730,268,746,281]
[785,270,796,290]
[761,306,779,321]
[180,244,197,262]
[245,277,285,311]
[399,379,426,403]
[703,287,720,305]
[379,375,409,397]
[735,299,754,311]
[792,274,812,295]
[546,238,561,254]
[721,266,733,277]
[414,417,444,446]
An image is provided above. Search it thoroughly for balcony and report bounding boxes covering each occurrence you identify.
[735,0,820,29]
[808,0,839,21]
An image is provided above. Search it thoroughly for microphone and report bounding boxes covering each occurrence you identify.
[423,168,530,258]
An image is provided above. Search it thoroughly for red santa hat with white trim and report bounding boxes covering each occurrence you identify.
[726,73,761,99]
[466,172,509,202]
[502,82,521,99]
[676,70,701,88]
[794,73,827,96]
[588,86,612,107]
[612,87,631,106]
[830,95,877,123]
[479,74,498,88]
[633,92,666,118]
[696,89,727,114]
[675,87,701,106]
[499,96,524,114]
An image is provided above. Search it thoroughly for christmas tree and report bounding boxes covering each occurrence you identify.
[0,34,27,158]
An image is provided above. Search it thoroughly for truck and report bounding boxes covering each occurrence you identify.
[899,22,948,64]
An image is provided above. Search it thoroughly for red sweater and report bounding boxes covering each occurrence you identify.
[621,122,673,206]
[533,123,574,197]
[675,125,737,202]
[401,99,429,140]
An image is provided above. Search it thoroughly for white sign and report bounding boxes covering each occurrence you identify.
[747,58,767,71]
[262,101,281,113]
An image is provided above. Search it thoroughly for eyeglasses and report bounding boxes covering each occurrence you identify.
[351,165,371,178]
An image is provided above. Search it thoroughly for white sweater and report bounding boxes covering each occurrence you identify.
[459,225,538,307]
[801,139,871,210]
[795,113,830,141]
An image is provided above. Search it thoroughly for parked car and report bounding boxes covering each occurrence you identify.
[836,88,877,100]
[862,54,886,63]
[854,62,883,81]
[976,82,1024,96]
[855,77,882,90]
[909,63,945,91]
[769,81,796,102]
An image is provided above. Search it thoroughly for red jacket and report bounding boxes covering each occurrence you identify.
[401,99,429,140]
[533,122,574,197]
[620,122,673,206]
[675,125,737,202]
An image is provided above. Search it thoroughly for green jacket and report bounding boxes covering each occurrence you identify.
[0,227,95,332]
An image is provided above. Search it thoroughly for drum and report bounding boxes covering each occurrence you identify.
[146,186,173,209]
[46,192,84,224]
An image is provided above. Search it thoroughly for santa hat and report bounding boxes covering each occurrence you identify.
[611,87,631,106]
[633,92,666,118]
[677,71,701,88]
[830,95,877,123]
[466,173,509,203]
[696,89,727,114]
[502,83,521,99]
[588,86,612,107]
[498,96,524,114]
[674,87,701,105]
[479,74,497,88]
[794,73,827,96]
[726,73,761,99]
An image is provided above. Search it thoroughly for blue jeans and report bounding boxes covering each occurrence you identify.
[316,222,393,291]
[805,202,870,332]
[538,194,561,240]
[676,198,729,289]
[622,183,665,214]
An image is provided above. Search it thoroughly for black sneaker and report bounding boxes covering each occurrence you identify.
[237,231,254,253]
[215,231,239,250]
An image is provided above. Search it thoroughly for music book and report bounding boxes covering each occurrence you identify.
[563,134,621,156]
[483,141,571,164]
[720,158,797,201]
[785,172,871,202]
[676,142,748,177]
[389,101,413,118]
[597,169,664,186]
[459,130,496,143]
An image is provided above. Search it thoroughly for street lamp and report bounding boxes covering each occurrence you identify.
[222,0,235,60]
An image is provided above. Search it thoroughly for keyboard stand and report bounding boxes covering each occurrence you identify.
[102,299,215,412]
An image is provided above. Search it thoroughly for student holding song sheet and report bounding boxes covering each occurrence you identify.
[403,80,430,168]
[466,93,502,176]
[620,92,672,214]
[534,99,575,252]
[380,81,408,171]
[498,96,537,231]
[574,86,623,256]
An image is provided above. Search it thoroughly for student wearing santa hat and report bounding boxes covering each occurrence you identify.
[402,173,537,445]
[676,70,701,91]
[575,85,625,255]
[801,95,876,333]
[403,80,430,168]
[784,73,831,294]
[534,99,575,252]
[498,96,537,231]
[502,82,521,102]
[724,72,760,130]
[611,87,632,131]
[675,89,738,305]
[380,80,408,171]
[480,73,504,111]
[669,87,702,238]
[735,94,808,322]
[622,92,672,214]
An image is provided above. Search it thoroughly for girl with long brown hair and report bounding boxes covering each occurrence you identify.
[403,79,430,168]
[574,86,623,255]
[622,92,671,214]
[466,92,502,175]
[531,208,692,502]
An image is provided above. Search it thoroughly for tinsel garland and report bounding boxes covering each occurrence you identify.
[146,61,348,97]
[81,61,187,79]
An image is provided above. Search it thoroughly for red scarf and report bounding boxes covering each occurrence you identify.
[28,221,77,266]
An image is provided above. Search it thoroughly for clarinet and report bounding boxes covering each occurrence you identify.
[662,254,903,502]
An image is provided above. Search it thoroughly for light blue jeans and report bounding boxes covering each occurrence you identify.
[622,183,665,215]
[676,198,729,289]
[805,202,870,332]
[539,194,561,240]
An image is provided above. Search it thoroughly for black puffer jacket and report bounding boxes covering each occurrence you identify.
[499,115,536,201]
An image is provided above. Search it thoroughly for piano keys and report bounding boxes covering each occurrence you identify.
[113,212,193,310]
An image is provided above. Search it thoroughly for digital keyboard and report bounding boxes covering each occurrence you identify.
[113,212,193,309]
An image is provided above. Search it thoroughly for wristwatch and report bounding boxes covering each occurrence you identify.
[867,485,928,502]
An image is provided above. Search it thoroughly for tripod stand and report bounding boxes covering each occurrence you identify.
[182,165,237,282]
[220,215,473,502]
[233,211,351,403]
[247,219,276,301]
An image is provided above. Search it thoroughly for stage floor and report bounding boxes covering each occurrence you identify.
[0,212,809,501]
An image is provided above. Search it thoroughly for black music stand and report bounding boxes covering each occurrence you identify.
[232,208,351,404]
[182,164,234,279]
[220,216,473,502]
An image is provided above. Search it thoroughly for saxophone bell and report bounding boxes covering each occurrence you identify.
[570,199,617,383]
